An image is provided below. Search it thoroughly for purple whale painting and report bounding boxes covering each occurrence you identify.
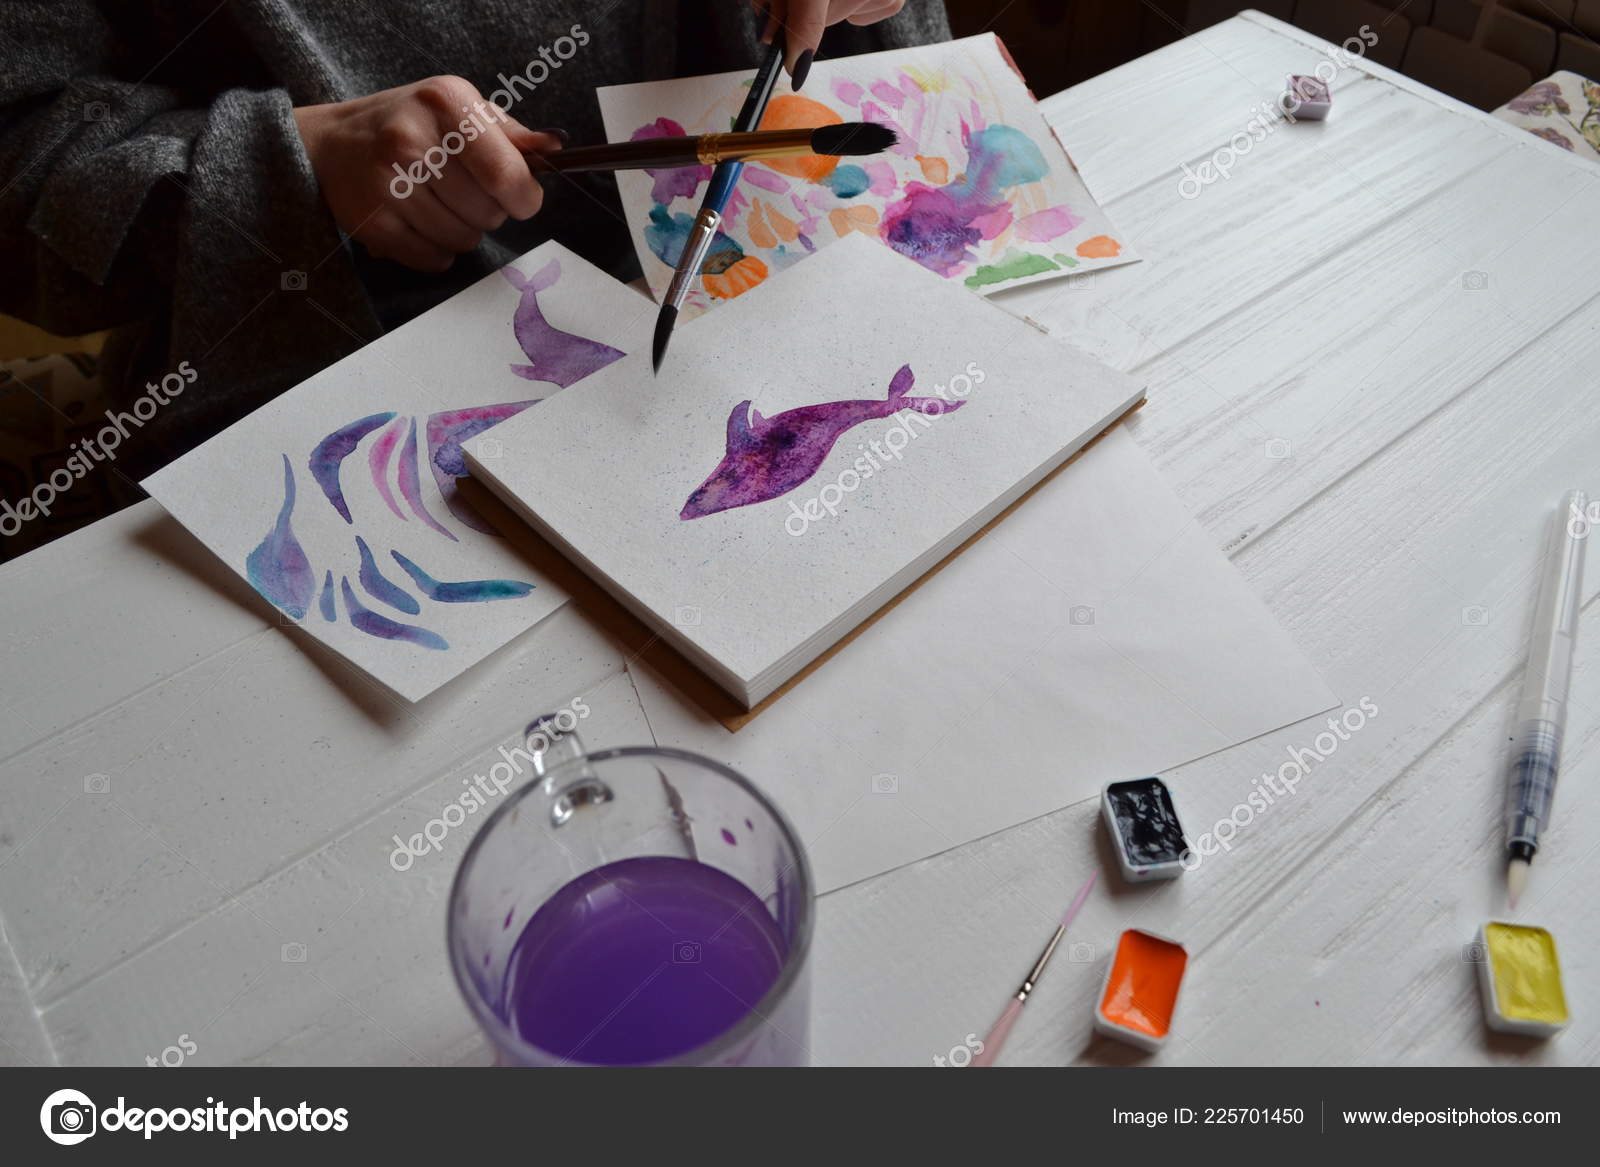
[680,364,960,519]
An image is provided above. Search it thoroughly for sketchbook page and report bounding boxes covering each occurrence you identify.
[143,243,654,702]
[630,425,1339,892]
[466,235,1145,702]
[596,32,1138,321]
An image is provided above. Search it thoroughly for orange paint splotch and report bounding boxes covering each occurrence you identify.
[915,154,949,184]
[1075,235,1122,259]
[702,255,769,300]
[1099,930,1186,1039]
[757,95,842,181]
[828,205,880,239]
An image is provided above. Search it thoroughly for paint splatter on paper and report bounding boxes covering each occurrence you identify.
[341,577,448,650]
[598,33,1136,316]
[681,364,959,519]
[310,412,395,523]
[390,551,535,602]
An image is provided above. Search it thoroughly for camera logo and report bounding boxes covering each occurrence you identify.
[672,940,702,964]
[40,1088,96,1145]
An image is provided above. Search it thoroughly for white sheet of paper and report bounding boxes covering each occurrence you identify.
[466,235,1145,704]
[143,243,653,701]
[597,32,1138,320]
[629,424,1340,893]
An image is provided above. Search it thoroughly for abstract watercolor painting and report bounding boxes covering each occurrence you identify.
[144,242,649,701]
[466,236,1146,707]
[598,33,1137,319]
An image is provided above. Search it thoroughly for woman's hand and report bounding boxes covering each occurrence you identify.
[292,76,561,272]
[753,0,908,89]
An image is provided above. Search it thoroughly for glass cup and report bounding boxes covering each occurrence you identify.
[447,718,814,1066]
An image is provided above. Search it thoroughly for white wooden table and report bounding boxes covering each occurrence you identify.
[3,10,1597,1066]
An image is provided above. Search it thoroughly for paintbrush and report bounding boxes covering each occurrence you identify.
[536,123,896,174]
[653,38,785,375]
[970,871,1098,1067]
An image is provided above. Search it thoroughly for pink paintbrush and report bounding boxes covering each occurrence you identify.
[970,870,1098,1067]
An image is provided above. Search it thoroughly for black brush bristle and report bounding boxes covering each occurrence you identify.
[810,122,897,157]
[651,304,678,374]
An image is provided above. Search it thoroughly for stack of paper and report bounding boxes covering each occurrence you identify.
[467,237,1144,708]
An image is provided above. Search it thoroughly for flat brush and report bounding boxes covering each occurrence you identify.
[970,871,1098,1067]
[538,122,896,174]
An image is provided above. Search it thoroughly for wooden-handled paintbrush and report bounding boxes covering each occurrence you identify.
[534,122,897,175]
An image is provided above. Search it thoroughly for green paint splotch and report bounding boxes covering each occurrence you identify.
[964,250,1060,289]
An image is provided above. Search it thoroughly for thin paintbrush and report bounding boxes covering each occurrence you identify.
[970,871,1098,1067]
[653,38,785,374]
[537,123,895,174]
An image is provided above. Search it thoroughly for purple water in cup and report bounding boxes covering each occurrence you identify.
[448,725,813,1066]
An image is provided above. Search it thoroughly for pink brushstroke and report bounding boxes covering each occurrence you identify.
[971,207,1013,240]
[399,418,457,542]
[367,416,408,520]
[863,160,898,197]
[869,80,905,108]
[832,78,865,106]
[744,168,789,193]
[860,103,915,156]
[1016,206,1084,241]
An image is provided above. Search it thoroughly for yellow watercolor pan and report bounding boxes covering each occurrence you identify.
[1475,922,1569,1037]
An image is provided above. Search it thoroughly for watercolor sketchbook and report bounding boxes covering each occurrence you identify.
[466,235,1146,708]
[143,242,653,702]
[596,32,1137,321]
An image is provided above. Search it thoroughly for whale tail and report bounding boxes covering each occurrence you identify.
[885,363,963,417]
[501,258,561,297]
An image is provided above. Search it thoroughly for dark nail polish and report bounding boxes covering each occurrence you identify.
[791,49,813,92]
[536,127,570,144]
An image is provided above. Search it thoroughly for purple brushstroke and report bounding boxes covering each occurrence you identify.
[341,577,448,651]
[880,123,1051,276]
[631,116,712,204]
[356,534,419,614]
[425,401,540,535]
[398,418,457,542]
[319,570,336,622]
[309,411,395,522]
[501,260,626,386]
[367,415,408,520]
[245,454,315,619]
[680,365,961,519]
[390,550,534,602]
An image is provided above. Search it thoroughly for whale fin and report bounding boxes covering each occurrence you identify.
[725,400,758,452]
[885,364,916,401]
[501,259,561,296]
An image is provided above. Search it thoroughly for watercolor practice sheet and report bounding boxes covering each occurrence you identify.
[597,32,1138,320]
[466,235,1145,707]
[143,243,653,702]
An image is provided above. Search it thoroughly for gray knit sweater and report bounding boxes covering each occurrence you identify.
[0,1,950,476]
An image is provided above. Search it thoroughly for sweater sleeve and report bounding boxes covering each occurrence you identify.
[0,1,359,339]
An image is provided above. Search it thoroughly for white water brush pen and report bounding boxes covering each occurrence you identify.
[970,871,1097,1067]
[1505,489,1588,907]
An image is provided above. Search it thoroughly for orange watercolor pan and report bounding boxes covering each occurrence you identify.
[1094,929,1189,1052]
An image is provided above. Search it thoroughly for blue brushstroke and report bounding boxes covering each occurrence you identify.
[341,577,448,650]
[245,454,315,620]
[822,164,870,198]
[390,550,535,602]
[356,535,419,614]
[309,411,396,523]
[318,570,336,622]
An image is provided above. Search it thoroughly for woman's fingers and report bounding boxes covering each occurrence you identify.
[397,185,482,255]
[433,165,508,232]
[358,209,456,272]
[847,0,904,25]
